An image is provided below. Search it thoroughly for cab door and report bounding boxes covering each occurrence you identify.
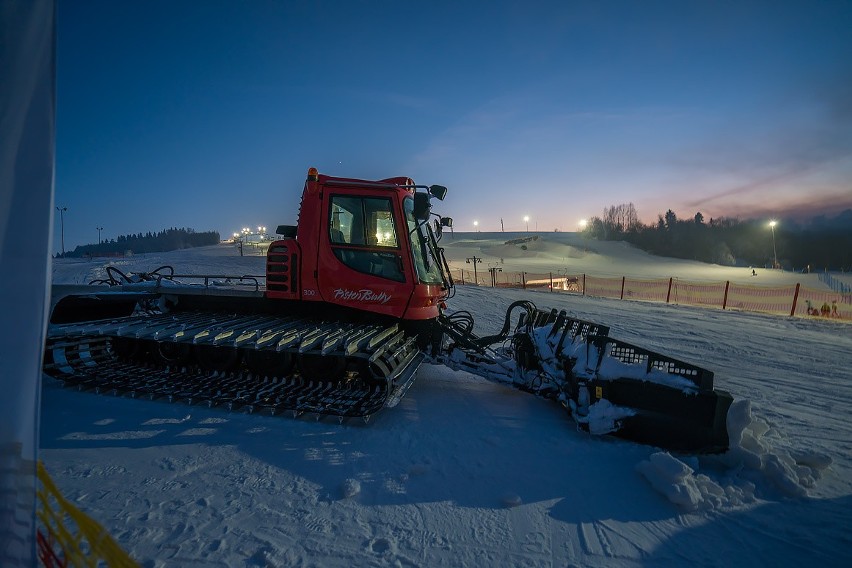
[316,190,414,318]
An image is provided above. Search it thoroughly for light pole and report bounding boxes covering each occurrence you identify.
[488,265,502,287]
[524,215,529,233]
[769,220,778,269]
[97,226,103,244]
[56,206,67,257]
[239,227,250,256]
[466,256,482,285]
[473,220,479,232]
[579,218,588,252]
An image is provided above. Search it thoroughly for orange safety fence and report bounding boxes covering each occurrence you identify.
[450,268,851,322]
[622,277,671,303]
[670,280,727,308]
[584,276,623,299]
[725,283,798,315]
[795,286,851,320]
[495,271,528,288]
[523,272,558,290]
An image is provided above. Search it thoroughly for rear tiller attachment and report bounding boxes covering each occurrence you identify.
[442,305,733,453]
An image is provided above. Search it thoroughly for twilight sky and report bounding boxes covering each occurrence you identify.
[54,0,852,251]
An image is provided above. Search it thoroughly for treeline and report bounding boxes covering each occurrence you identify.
[585,205,852,271]
[66,228,220,258]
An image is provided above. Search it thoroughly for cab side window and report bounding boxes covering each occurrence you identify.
[329,196,404,282]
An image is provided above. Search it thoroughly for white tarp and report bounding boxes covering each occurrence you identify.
[0,0,56,564]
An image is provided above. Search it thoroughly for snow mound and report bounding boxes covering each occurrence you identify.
[721,399,833,497]
[587,399,636,435]
[340,478,361,499]
[638,400,834,510]
[500,492,523,508]
[636,452,734,511]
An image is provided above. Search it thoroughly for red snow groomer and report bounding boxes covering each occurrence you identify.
[44,168,733,452]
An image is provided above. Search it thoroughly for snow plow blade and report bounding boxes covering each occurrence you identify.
[519,310,733,453]
[583,377,732,452]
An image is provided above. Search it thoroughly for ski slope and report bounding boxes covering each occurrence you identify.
[41,238,852,566]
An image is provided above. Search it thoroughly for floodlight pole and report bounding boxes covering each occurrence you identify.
[769,220,778,269]
[97,226,103,244]
[56,206,67,256]
[466,256,482,285]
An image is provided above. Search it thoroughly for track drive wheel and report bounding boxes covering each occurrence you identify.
[157,341,192,365]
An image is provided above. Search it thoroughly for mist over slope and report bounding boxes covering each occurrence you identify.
[442,231,827,286]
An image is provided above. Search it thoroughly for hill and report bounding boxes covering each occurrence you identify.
[442,231,828,286]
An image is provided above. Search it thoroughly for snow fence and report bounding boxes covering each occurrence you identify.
[451,270,852,321]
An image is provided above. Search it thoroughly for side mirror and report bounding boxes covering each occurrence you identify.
[276,225,297,238]
[441,217,453,228]
[413,193,432,220]
[428,185,448,200]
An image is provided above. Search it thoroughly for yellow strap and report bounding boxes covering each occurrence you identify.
[37,461,140,568]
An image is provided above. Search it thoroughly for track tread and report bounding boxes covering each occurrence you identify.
[44,311,423,420]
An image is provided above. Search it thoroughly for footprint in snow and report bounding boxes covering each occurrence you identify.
[367,537,393,555]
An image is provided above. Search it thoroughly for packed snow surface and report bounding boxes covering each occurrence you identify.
[42,236,852,566]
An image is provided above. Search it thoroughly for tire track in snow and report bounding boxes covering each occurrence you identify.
[578,521,613,558]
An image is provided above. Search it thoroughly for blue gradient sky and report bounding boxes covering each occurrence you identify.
[55,0,852,251]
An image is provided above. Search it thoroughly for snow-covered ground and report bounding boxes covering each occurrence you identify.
[41,238,852,566]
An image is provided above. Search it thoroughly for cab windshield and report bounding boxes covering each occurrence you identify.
[404,196,444,285]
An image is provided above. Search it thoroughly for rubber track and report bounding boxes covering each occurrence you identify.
[43,311,423,420]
